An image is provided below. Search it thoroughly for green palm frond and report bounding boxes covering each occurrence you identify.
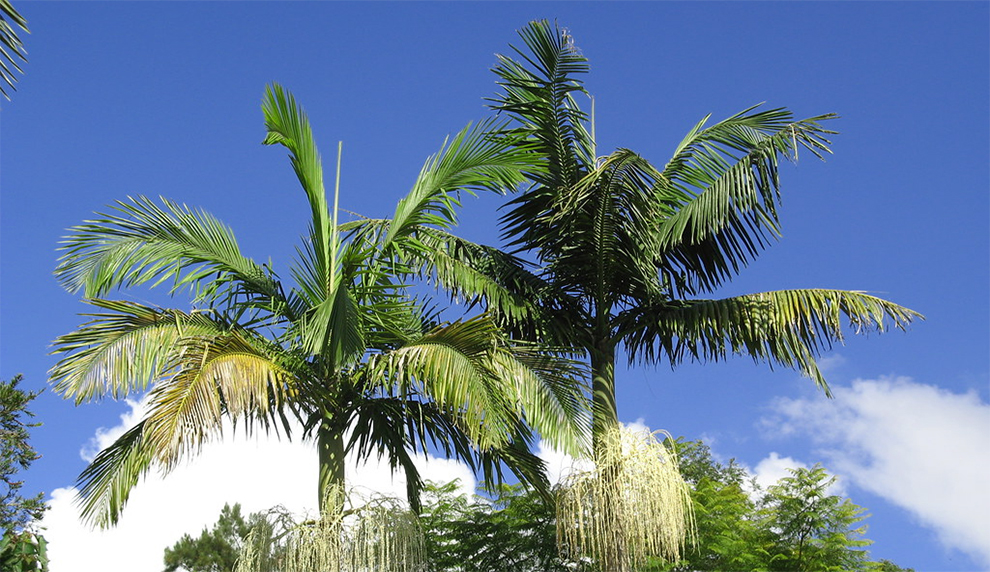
[49,300,225,403]
[537,149,667,307]
[363,315,518,450]
[489,19,594,194]
[654,108,838,295]
[75,420,154,528]
[0,0,28,100]
[55,196,283,308]
[385,118,536,247]
[262,82,339,299]
[343,218,585,346]
[620,289,922,394]
[490,343,590,458]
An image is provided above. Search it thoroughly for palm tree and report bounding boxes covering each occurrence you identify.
[460,21,921,570]
[49,83,589,529]
[487,18,920,449]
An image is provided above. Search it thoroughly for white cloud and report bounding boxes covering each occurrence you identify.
[762,376,990,567]
[747,452,847,497]
[41,399,475,572]
[751,452,808,491]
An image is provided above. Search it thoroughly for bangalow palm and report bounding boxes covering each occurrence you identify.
[49,83,588,528]
[445,21,921,571]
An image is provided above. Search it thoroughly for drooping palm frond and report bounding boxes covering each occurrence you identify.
[619,289,922,395]
[49,300,227,403]
[0,0,28,100]
[54,197,284,309]
[74,420,154,528]
[653,107,838,295]
[363,315,518,450]
[51,297,299,525]
[140,331,291,470]
[490,343,591,458]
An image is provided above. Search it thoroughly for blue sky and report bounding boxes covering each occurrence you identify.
[2,2,988,570]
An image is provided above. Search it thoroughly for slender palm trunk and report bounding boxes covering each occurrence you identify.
[317,418,346,517]
[591,339,626,572]
[590,340,619,444]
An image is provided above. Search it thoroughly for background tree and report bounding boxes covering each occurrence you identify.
[163,503,260,572]
[0,375,49,571]
[653,441,906,572]
[419,480,583,572]
[465,20,921,570]
[49,84,588,529]
[0,0,28,100]
[759,465,872,572]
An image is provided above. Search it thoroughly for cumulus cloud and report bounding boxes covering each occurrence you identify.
[751,452,809,490]
[761,376,990,567]
[41,398,476,572]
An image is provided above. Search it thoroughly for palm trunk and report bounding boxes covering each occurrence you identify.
[317,418,346,517]
[591,340,626,572]
[591,340,619,445]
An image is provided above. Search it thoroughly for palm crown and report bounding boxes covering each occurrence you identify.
[49,83,589,528]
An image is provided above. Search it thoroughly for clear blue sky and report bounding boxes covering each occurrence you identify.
[2,2,988,570]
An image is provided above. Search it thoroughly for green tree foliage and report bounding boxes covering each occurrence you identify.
[0,0,28,100]
[654,440,909,572]
[49,84,588,528]
[419,481,581,572]
[0,375,49,571]
[760,465,871,572]
[163,503,260,572]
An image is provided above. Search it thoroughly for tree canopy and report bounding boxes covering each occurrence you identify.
[0,375,49,572]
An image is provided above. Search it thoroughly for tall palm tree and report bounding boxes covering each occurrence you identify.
[440,21,920,571]
[49,83,588,528]
[486,18,921,447]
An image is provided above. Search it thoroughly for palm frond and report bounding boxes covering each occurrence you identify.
[262,83,338,299]
[654,108,838,295]
[489,19,594,191]
[385,118,536,247]
[0,0,28,100]
[620,289,922,394]
[54,196,284,309]
[74,420,154,528]
[49,299,224,403]
[142,331,290,470]
[363,315,518,450]
[490,343,591,458]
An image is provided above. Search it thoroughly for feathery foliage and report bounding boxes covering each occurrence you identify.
[235,486,426,572]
